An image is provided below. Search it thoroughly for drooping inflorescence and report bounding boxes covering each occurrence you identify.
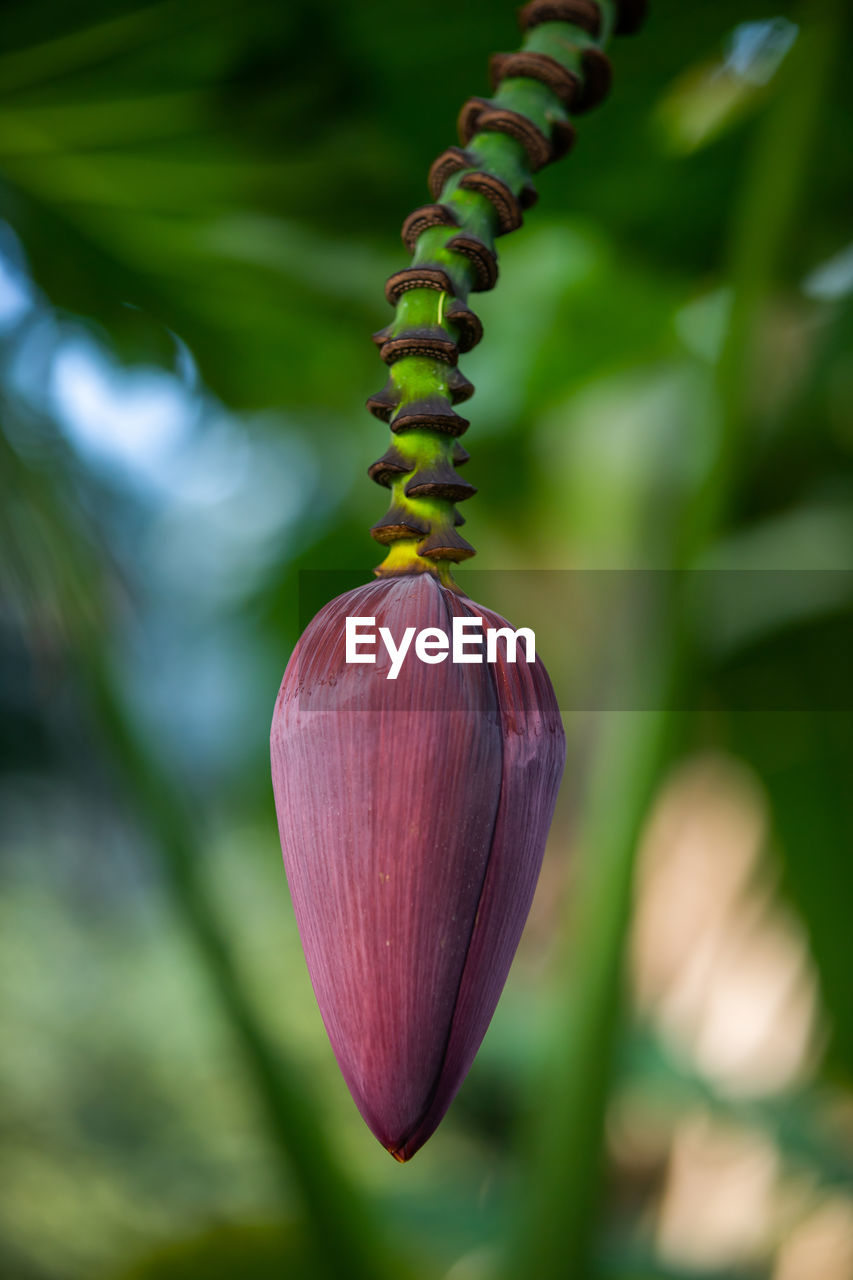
[272,573,566,1161]
[272,0,649,1162]
[367,0,648,583]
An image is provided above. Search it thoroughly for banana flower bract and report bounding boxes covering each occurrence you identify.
[271,573,564,1160]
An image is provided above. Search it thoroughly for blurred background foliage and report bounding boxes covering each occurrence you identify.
[1,0,852,1277]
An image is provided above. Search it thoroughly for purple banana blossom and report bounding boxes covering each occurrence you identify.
[270,573,565,1160]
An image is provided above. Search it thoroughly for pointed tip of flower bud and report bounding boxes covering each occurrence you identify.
[271,573,565,1159]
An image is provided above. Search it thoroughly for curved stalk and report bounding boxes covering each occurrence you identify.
[368,0,647,582]
[0,432,409,1280]
[506,2,843,1275]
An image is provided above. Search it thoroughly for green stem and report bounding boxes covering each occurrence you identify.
[1,432,408,1280]
[507,3,842,1274]
[368,0,629,582]
[83,657,405,1280]
[679,0,843,566]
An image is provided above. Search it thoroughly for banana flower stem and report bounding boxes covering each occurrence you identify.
[367,0,646,582]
